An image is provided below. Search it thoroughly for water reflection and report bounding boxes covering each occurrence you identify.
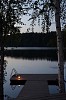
[5,50,58,61]
[4,49,66,61]
[2,49,66,99]
[4,63,24,100]
[0,76,3,100]
[0,60,6,100]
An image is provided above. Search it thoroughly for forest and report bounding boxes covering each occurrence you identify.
[4,31,66,47]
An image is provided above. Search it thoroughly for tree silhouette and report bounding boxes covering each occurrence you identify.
[0,0,66,95]
[0,1,25,97]
[25,0,66,93]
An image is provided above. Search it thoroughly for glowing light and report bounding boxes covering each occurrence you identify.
[18,85,21,87]
[17,76,21,80]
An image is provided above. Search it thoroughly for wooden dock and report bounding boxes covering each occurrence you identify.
[16,80,49,100]
[10,74,66,100]
[10,74,58,81]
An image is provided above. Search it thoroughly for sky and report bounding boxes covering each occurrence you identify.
[17,15,56,33]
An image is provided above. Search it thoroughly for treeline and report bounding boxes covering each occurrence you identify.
[4,31,66,47]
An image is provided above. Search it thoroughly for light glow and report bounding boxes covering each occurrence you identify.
[17,76,21,80]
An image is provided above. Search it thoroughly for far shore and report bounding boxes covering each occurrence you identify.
[4,47,57,50]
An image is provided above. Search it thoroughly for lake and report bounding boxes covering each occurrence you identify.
[3,48,66,100]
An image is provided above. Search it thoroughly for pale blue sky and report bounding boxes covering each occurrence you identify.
[15,0,65,33]
[17,15,56,33]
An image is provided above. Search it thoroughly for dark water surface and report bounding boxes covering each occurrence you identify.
[3,48,66,99]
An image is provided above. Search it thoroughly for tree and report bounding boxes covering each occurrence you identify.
[62,25,66,31]
[54,0,65,93]
[0,0,66,94]
[0,0,25,92]
[25,0,66,93]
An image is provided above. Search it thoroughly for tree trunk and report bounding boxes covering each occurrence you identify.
[0,43,4,100]
[0,16,4,100]
[55,0,65,93]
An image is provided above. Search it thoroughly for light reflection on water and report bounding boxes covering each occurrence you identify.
[3,49,66,99]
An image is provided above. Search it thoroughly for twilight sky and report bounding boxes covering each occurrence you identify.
[16,14,56,33]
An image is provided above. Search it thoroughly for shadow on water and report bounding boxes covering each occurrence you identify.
[0,49,66,99]
[0,77,3,100]
[0,63,4,100]
[4,50,58,61]
[4,49,66,61]
[0,60,8,100]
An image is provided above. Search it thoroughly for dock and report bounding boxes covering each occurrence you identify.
[10,74,66,100]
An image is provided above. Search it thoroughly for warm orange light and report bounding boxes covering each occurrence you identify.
[17,76,21,80]
[16,75,24,80]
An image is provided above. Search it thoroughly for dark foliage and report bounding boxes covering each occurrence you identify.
[4,31,57,47]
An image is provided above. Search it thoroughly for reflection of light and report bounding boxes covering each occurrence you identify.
[17,76,21,80]
[18,85,21,87]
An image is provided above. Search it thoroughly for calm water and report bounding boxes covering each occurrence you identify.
[3,48,66,99]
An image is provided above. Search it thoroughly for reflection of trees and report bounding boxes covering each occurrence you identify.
[10,68,18,78]
[4,63,17,100]
[5,50,57,61]
[4,95,14,100]
[0,60,7,100]
[11,85,17,90]
[4,50,66,61]
[3,60,7,84]
[0,57,7,100]
[0,75,3,100]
